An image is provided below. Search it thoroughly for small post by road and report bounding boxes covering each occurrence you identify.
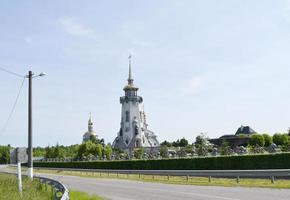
[208,176,211,183]
[236,176,240,183]
[271,176,275,184]
[17,162,23,196]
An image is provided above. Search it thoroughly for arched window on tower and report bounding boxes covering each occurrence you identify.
[126,111,130,122]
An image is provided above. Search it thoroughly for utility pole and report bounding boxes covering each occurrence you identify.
[26,70,46,179]
[27,70,33,179]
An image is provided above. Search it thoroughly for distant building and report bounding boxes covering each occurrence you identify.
[112,56,159,151]
[210,125,256,148]
[235,125,256,135]
[82,115,98,142]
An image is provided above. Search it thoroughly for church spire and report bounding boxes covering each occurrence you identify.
[88,112,93,132]
[128,54,134,85]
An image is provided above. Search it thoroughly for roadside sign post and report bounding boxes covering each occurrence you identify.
[17,162,23,196]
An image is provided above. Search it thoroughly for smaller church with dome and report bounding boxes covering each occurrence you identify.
[82,114,98,142]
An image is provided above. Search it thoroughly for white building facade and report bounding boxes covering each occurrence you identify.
[113,57,159,151]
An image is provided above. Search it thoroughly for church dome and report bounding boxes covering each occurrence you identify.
[82,114,98,142]
[83,131,97,141]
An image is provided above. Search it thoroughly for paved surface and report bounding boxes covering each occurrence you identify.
[1,166,290,200]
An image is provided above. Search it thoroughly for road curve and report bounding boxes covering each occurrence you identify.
[40,173,289,200]
[0,166,289,200]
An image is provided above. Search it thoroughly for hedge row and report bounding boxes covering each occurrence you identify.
[33,153,290,170]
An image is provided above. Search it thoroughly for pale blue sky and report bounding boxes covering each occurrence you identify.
[1,0,290,147]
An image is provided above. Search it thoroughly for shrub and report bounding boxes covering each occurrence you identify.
[33,153,290,170]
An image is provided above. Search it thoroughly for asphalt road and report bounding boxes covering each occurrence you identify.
[40,173,289,200]
[1,166,289,200]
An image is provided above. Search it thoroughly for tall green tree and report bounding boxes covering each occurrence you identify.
[194,133,212,156]
[273,133,289,146]
[160,145,169,158]
[249,134,265,147]
[220,140,231,155]
[77,141,103,160]
[133,148,144,159]
[179,138,189,147]
[103,145,112,160]
[0,145,10,164]
[262,134,272,147]
[160,140,172,147]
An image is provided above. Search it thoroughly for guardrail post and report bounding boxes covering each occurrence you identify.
[271,176,275,184]
[108,172,109,177]
[117,172,119,178]
[152,175,154,180]
[139,174,141,179]
[208,176,211,183]
[236,176,240,184]
[186,175,189,183]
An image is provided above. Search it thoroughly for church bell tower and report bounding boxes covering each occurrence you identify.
[112,56,159,150]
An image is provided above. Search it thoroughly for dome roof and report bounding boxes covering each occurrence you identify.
[83,131,96,137]
[123,84,139,91]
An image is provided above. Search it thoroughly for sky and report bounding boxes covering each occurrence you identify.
[1,0,290,147]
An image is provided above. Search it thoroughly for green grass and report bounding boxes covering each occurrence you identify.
[0,172,105,200]
[32,168,290,189]
[70,190,104,200]
[0,173,53,200]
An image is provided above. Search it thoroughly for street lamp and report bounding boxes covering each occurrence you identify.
[26,70,46,179]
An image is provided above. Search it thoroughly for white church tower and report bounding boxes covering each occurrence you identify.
[113,56,159,150]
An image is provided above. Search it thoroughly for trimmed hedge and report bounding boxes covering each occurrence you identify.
[33,153,290,170]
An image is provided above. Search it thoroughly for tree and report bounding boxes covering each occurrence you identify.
[89,135,105,147]
[77,141,103,160]
[179,138,189,147]
[160,140,172,147]
[249,134,265,147]
[33,147,46,157]
[262,134,272,147]
[0,146,10,164]
[53,144,65,159]
[160,146,169,158]
[220,140,231,155]
[103,145,113,160]
[194,133,212,156]
[133,148,144,159]
[273,133,289,146]
[172,139,180,147]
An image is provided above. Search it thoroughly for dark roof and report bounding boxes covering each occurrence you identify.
[235,125,256,135]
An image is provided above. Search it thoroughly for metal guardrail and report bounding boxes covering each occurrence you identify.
[0,171,69,200]
[35,167,290,179]
[37,175,69,200]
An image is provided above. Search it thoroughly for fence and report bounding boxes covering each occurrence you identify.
[35,167,290,183]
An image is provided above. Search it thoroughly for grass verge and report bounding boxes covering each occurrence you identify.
[32,168,290,189]
[0,173,53,200]
[70,190,104,200]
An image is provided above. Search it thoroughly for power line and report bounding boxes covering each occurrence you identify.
[0,66,24,78]
[1,77,26,135]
